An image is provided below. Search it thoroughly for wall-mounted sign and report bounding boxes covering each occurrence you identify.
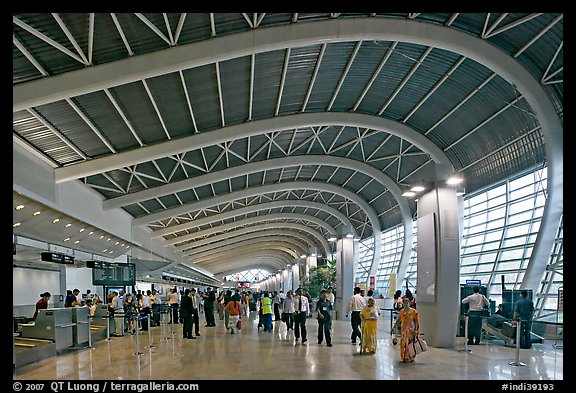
[41,252,75,264]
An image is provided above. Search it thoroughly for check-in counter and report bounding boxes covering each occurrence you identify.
[14,336,56,367]
[21,308,74,352]
[72,307,90,347]
[91,304,111,341]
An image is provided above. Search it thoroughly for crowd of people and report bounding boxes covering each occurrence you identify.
[29,283,535,363]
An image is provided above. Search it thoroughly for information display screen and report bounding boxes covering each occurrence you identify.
[91,261,136,286]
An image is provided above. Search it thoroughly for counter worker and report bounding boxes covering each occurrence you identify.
[461,286,489,345]
[34,292,51,320]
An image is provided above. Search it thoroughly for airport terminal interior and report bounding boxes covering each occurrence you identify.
[13,13,562,381]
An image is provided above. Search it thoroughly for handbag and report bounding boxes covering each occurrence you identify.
[408,337,428,356]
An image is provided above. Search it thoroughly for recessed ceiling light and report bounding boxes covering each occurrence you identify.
[74,240,80,244]
[402,191,416,197]
[99,235,104,239]
[115,241,119,245]
[121,244,125,247]
[109,250,113,254]
[52,218,60,223]
[64,238,70,242]
[107,238,111,241]
[65,223,72,228]
[88,231,94,235]
[13,222,21,227]
[15,205,24,210]
[103,249,108,252]
[79,228,85,233]
[411,186,425,192]
[33,211,41,216]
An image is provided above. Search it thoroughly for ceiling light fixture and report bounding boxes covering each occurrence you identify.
[79,228,85,233]
[446,175,463,185]
[410,185,426,192]
[13,222,21,227]
[33,211,41,216]
[65,223,72,228]
[64,238,70,242]
[328,236,337,242]
[15,205,25,210]
[52,218,60,223]
[402,191,416,197]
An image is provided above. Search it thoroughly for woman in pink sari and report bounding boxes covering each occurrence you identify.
[390,298,421,363]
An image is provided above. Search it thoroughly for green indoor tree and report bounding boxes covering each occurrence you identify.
[301,259,336,299]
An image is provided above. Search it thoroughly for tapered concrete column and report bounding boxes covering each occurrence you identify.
[335,236,355,321]
[282,269,290,294]
[306,247,318,278]
[276,272,282,292]
[416,183,460,348]
[292,263,300,291]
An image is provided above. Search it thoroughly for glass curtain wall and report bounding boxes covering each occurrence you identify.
[355,164,562,317]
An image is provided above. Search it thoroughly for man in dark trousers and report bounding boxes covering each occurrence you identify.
[180,289,195,339]
[461,286,489,345]
[316,289,333,347]
[190,288,201,337]
[293,287,309,343]
[346,286,366,345]
[513,290,534,349]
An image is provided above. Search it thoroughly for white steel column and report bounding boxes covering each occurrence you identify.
[415,184,460,348]
[335,234,355,321]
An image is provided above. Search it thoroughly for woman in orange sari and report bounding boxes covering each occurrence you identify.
[390,298,421,363]
[360,297,380,354]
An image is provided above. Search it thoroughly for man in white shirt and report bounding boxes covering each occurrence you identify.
[461,286,489,345]
[111,291,124,336]
[168,288,180,324]
[326,287,335,308]
[346,286,366,344]
[293,287,310,344]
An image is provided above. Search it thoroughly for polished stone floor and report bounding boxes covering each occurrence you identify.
[14,311,562,381]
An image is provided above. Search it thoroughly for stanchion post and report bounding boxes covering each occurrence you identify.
[163,306,172,341]
[88,317,93,349]
[459,314,472,353]
[145,316,155,349]
[105,313,111,341]
[134,315,143,356]
[508,318,526,367]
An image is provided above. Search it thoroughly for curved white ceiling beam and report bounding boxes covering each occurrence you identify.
[140,181,379,280]
[192,244,301,266]
[133,180,372,230]
[61,113,450,184]
[152,199,356,239]
[147,250,293,277]
[170,222,330,255]
[195,247,295,268]
[186,237,309,260]
[179,230,316,255]
[167,212,333,253]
